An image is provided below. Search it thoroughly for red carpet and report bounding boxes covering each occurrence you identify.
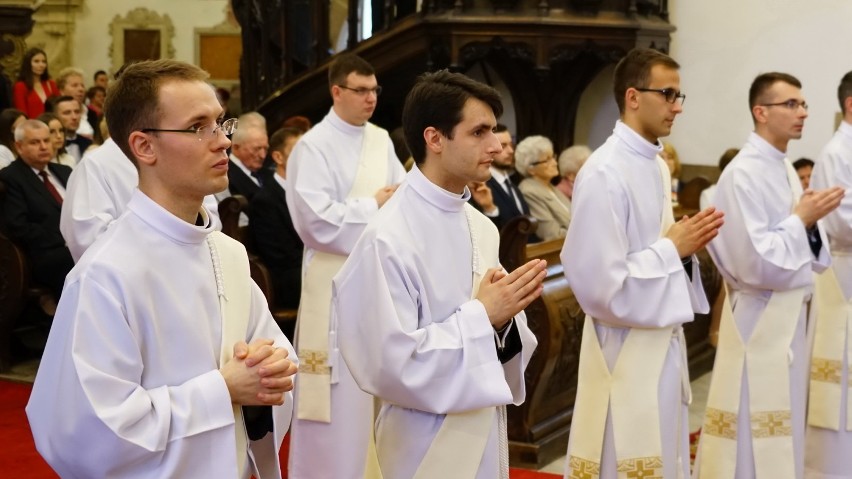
[2,380,559,478]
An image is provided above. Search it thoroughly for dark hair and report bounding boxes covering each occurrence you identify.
[45,95,77,113]
[37,112,68,156]
[94,70,107,81]
[402,70,503,165]
[612,48,679,114]
[0,108,25,150]
[86,86,106,100]
[389,126,410,164]
[16,48,50,90]
[494,123,509,134]
[269,126,302,153]
[282,115,312,134]
[793,157,814,171]
[104,59,209,165]
[748,72,802,121]
[838,71,852,113]
[328,54,375,89]
[718,147,739,172]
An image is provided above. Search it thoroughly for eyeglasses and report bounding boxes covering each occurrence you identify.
[140,118,239,141]
[635,88,686,105]
[531,154,556,166]
[337,85,383,97]
[760,99,808,111]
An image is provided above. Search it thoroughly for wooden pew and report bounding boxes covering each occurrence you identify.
[502,215,721,468]
[217,195,298,340]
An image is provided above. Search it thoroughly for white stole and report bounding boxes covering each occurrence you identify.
[697,158,806,479]
[566,156,683,479]
[208,231,252,479]
[413,204,508,479]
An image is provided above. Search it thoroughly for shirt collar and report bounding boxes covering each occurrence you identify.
[613,120,663,160]
[408,165,470,213]
[326,107,366,136]
[273,172,286,190]
[127,190,211,245]
[839,120,852,143]
[229,153,256,181]
[747,131,787,162]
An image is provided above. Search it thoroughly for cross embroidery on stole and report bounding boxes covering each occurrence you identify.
[703,407,737,439]
[616,456,663,479]
[751,410,792,438]
[811,358,843,384]
[299,349,330,375]
[567,456,600,479]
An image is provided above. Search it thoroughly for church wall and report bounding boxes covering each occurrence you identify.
[70,0,229,81]
[667,0,852,166]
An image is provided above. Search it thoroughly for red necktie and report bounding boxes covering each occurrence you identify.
[38,170,63,205]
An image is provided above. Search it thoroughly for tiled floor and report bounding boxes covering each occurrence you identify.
[535,372,713,475]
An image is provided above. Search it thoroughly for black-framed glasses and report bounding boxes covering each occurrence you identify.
[337,85,383,97]
[635,88,686,105]
[760,99,808,111]
[140,118,239,141]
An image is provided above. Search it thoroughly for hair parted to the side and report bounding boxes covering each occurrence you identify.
[837,71,852,113]
[748,72,801,121]
[269,127,302,153]
[328,54,375,89]
[612,48,680,114]
[402,70,503,165]
[104,59,209,166]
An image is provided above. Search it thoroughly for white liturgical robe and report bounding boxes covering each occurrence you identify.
[59,138,221,262]
[285,107,405,478]
[27,191,295,479]
[561,121,708,479]
[806,120,852,478]
[695,132,831,479]
[333,166,537,479]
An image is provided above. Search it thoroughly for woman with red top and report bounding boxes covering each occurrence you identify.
[13,48,58,118]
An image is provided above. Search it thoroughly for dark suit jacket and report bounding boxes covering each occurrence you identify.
[0,159,74,297]
[248,178,304,309]
[228,160,269,202]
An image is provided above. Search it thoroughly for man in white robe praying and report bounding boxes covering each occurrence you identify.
[805,69,852,478]
[334,69,545,479]
[695,72,843,479]
[285,53,406,479]
[26,59,298,479]
[561,48,723,479]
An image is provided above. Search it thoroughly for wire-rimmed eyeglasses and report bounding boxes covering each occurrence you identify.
[760,99,808,111]
[635,88,686,106]
[337,85,383,97]
[140,118,239,141]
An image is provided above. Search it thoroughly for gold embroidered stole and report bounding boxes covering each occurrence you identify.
[414,205,509,479]
[208,231,253,478]
[809,260,852,431]
[698,158,806,479]
[295,122,390,423]
[567,155,682,479]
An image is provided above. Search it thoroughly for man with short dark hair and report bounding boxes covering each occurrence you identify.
[57,67,95,138]
[93,69,109,89]
[50,95,91,162]
[695,72,844,479]
[27,59,298,478]
[562,47,723,478]
[0,119,73,300]
[335,69,544,479]
[805,69,852,477]
[285,52,405,479]
[793,157,814,190]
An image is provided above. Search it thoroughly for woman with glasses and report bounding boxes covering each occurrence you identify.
[515,135,571,241]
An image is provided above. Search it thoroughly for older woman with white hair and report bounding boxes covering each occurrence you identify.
[516,135,571,241]
[555,144,591,202]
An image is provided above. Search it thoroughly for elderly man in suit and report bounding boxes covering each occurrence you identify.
[227,122,270,202]
[0,119,74,300]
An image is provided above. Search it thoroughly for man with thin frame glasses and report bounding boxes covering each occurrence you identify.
[695,72,844,478]
[285,53,405,479]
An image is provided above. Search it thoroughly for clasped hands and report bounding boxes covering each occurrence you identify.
[220,338,298,406]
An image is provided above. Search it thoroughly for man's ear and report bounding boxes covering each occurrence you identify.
[270,150,284,166]
[424,127,443,155]
[844,95,852,116]
[752,104,768,125]
[129,131,156,167]
[625,87,640,112]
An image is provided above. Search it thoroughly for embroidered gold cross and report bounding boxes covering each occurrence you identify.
[811,358,842,384]
[567,456,600,479]
[751,410,792,438]
[703,407,737,439]
[299,349,330,375]
[616,456,663,479]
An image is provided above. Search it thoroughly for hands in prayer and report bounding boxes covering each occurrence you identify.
[375,184,400,208]
[221,338,298,406]
[666,207,725,258]
[794,187,844,228]
[468,181,496,213]
[477,259,547,330]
